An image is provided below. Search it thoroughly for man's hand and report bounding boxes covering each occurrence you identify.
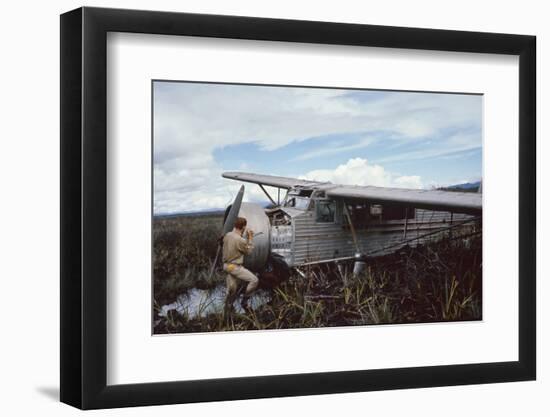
[246,229,254,240]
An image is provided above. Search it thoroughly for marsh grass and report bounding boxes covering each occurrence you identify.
[153,214,481,334]
[153,214,225,306]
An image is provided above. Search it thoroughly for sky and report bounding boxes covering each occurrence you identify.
[153,81,482,215]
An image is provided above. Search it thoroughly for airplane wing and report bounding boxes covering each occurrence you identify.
[222,171,326,189]
[222,171,482,215]
[326,185,482,215]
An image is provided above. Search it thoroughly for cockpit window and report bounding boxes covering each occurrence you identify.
[316,200,336,222]
[295,189,313,197]
[285,196,310,210]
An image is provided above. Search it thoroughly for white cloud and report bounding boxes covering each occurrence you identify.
[153,82,480,213]
[393,175,423,189]
[302,158,423,189]
[154,160,283,214]
[373,131,481,164]
[293,136,377,161]
[154,83,481,166]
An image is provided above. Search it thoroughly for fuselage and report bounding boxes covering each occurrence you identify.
[228,185,476,272]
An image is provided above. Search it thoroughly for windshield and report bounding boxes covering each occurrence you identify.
[284,196,310,210]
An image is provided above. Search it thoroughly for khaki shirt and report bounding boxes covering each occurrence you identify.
[222,230,254,265]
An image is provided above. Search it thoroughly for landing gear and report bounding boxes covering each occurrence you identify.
[352,253,367,277]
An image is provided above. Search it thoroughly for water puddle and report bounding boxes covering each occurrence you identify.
[160,285,271,319]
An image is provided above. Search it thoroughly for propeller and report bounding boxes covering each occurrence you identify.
[208,185,245,281]
[222,185,245,235]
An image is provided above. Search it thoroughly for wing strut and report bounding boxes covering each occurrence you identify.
[343,204,362,255]
[258,184,277,205]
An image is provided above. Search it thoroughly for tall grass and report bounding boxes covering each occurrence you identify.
[153,214,224,306]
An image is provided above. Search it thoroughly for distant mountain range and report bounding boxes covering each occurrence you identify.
[155,208,226,219]
[442,181,481,192]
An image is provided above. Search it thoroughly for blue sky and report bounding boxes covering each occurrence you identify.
[153,81,482,214]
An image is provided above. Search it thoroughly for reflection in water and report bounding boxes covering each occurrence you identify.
[160,285,271,319]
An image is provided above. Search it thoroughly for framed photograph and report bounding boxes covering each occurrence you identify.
[60,6,536,409]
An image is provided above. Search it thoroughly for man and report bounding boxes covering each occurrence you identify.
[222,216,259,311]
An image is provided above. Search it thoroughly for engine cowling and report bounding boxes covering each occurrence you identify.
[223,202,271,272]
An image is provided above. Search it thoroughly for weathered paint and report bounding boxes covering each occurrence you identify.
[272,205,476,267]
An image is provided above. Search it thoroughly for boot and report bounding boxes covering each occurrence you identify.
[240,295,251,311]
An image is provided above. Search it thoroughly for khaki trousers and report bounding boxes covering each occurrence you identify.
[223,263,259,296]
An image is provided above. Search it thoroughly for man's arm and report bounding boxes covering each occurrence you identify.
[237,233,254,255]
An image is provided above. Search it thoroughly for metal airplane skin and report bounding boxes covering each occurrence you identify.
[215,171,482,275]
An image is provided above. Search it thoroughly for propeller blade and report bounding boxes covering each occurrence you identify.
[222,185,245,235]
[208,246,222,282]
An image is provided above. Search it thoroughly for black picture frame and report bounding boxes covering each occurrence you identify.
[60,6,536,410]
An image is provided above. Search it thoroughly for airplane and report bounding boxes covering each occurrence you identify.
[211,171,482,280]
